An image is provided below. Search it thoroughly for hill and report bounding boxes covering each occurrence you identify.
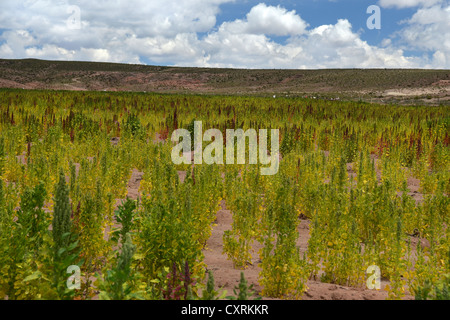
[0,58,449,104]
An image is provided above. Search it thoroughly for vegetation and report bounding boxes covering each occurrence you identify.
[0,88,448,300]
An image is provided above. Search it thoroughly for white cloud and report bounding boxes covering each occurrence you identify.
[125,33,202,65]
[0,0,233,63]
[226,3,309,36]
[0,1,448,69]
[286,20,416,69]
[25,44,75,61]
[379,0,443,8]
[0,0,229,37]
[393,4,450,67]
[195,18,418,69]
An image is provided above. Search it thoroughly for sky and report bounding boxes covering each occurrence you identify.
[0,0,449,69]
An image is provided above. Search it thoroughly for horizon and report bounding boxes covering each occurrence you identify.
[2,57,449,71]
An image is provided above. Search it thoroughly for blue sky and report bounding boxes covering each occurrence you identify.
[0,0,449,69]
[215,0,416,45]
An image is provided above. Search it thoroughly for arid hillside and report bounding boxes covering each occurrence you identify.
[1,58,449,105]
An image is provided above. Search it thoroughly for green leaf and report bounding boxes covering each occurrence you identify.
[134,253,145,260]
[67,241,78,251]
[218,290,228,300]
[23,271,42,282]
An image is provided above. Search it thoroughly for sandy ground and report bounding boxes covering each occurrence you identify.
[384,80,450,97]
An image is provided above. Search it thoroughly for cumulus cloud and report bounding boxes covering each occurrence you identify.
[379,0,443,8]
[0,0,232,63]
[0,0,449,68]
[197,18,418,69]
[392,4,450,67]
[0,0,227,37]
[221,3,308,36]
